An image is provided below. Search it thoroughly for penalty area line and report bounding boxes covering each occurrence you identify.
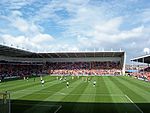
[54,105,62,113]
[125,95,143,113]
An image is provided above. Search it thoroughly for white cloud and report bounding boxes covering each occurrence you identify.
[12,10,22,16]
[94,17,122,34]
[32,33,54,44]
[11,17,29,32]
[0,0,35,10]
[115,26,144,40]
[78,25,145,49]
[1,33,54,52]
[141,8,150,23]
[2,34,29,47]
[8,11,42,34]
[0,0,150,63]
[48,44,79,52]
[67,0,89,4]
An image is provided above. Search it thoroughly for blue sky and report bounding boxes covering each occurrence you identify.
[0,0,150,63]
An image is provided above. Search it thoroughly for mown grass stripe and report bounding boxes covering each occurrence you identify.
[95,76,112,102]
[0,76,53,89]
[0,79,27,89]
[1,76,149,113]
[79,76,96,101]
[22,77,79,113]
[119,77,150,102]
[11,79,59,99]
[1,80,40,92]
[42,78,85,113]
[105,76,127,104]
[19,77,71,99]
[108,76,138,113]
[62,79,88,102]
[77,76,96,113]
[125,76,150,87]
[117,77,150,102]
[120,76,150,90]
[44,77,83,101]
[111,76,148,103]
[0,76,56,92]
[106,76,124,94]
[60,77,89,113]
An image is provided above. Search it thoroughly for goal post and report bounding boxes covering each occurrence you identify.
[0,91,11,113]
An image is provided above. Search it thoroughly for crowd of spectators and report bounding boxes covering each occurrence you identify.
[129,66,150,81]
[0,61,122,80]
[51,69,121,76]
[0,62,48,81]
[48,61,121,70]
[125,64,147,70]
[48,61,121,75]
[130,72,150,81]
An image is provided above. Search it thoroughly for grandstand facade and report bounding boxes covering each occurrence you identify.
[0,44,126,78]
[131,54,150,81]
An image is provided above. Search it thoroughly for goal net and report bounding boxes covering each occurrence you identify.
[0,91,11,113]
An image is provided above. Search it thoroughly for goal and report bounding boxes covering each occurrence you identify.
[0,91,11,113]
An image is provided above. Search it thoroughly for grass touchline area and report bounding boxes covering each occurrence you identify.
[0,75,149,113]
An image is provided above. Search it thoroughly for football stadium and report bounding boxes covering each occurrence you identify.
[0,44,150,113]
[0,1,150,113]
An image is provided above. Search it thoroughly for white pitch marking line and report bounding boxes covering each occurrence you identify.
[125,95,143,113]
[54,105,62,113]
[12,91,126,96]
[58,92,66,95]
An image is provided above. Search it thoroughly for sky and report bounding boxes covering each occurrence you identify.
[0,0,150,63]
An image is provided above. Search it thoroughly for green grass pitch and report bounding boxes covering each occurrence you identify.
[0,76,150,113]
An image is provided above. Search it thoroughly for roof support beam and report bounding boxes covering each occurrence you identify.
[55,53,61,58]
[74,53,78,57]
[65,53,69,58]
[37,54,45,58]
[46,53,53,58]
[84,53,86,57]
[103,52,105,57]
[112,52,115,57]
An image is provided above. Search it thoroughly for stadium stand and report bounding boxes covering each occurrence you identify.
[48,61,121,76]
[0,44,126,80]
[131,55,150,81]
